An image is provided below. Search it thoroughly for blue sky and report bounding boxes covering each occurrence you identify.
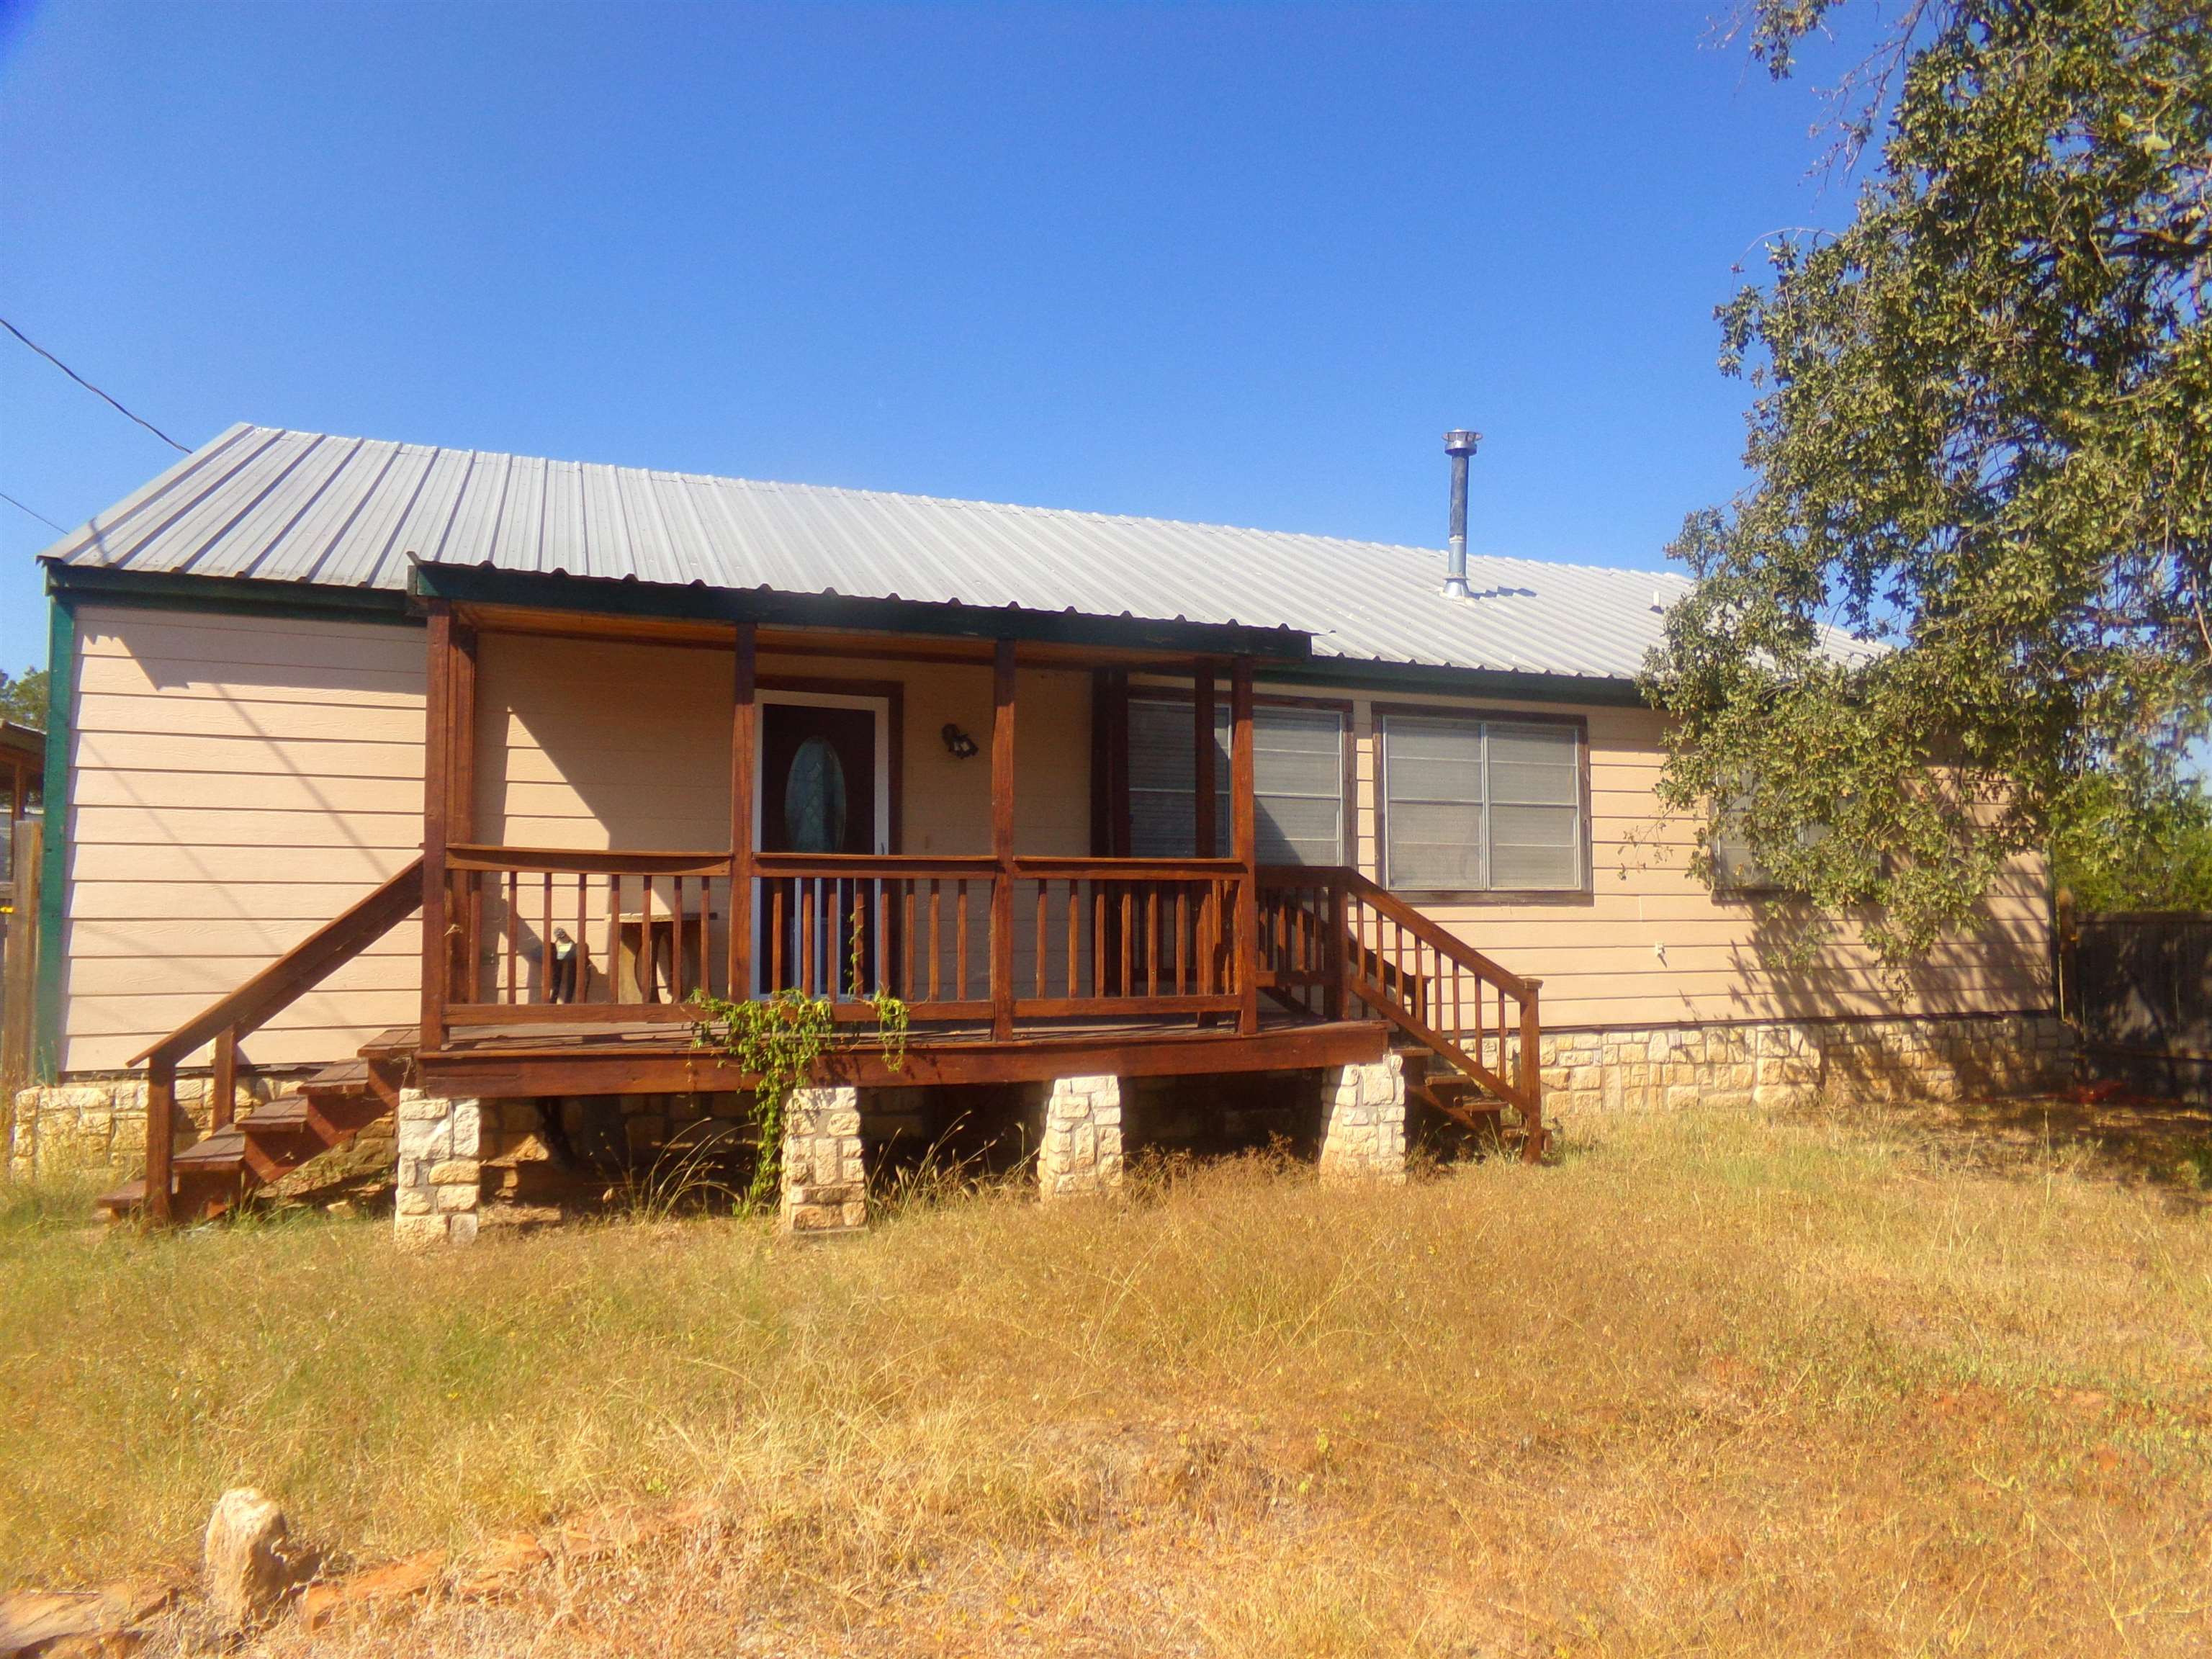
[0,1,1873,676]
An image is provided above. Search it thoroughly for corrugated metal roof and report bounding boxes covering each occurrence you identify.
[40,422,1707,683]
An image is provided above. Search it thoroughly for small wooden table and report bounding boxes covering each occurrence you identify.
[616,896,719,1004]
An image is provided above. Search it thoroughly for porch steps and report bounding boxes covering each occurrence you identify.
[1396,1046,1507,1138]
[96,1058,396,1223]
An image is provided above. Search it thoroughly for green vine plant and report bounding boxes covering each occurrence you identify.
[690,894,909,1208]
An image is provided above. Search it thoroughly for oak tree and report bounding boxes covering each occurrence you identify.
[1645,0,2211,956]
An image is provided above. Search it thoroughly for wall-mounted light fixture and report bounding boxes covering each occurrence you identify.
[941,723,979,759]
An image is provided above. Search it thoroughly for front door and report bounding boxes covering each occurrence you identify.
[761,703,878,858]
[757,697,886,993]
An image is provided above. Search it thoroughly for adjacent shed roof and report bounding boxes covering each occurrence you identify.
[40,423,1699,683]
[0,721,43,775]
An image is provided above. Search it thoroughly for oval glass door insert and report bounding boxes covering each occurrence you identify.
[783,735,848,853]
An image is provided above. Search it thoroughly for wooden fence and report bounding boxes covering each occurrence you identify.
[2060,905,2211,1104]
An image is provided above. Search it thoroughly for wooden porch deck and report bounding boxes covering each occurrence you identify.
[114,611,1550,1223]
[373,1010,1395,1100]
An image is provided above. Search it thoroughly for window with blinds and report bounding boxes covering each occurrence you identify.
[1127,698,1345,866]
[1380,715,1583,892]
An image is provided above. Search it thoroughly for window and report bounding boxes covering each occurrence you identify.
[1380,714,1583,892]
[1127,698,1346,866]
[1709,790,1828,894]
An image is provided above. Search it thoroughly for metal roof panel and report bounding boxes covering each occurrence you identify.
[40,423,1744,683]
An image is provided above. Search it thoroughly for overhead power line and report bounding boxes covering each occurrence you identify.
[0,490,67,534]
[1,315,189,453]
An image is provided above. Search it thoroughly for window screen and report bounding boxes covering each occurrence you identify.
[1382,716,1583,891]
[1709,799,1768,891]
[1128,699,1345,866]
[1709,790,1827,892]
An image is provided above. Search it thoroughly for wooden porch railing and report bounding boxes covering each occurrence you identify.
[1259,865,1545,1158]
[439,847,1249,1028]
[128,856,424,1223]
[435,848,1541,1149]
[441,846,737,1024]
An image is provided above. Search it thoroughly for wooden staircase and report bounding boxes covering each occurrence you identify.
[100,858,423,1224]
[96,1057,403,1221]
[1259,865,1547,1159]
[1396,1048,1508,1138]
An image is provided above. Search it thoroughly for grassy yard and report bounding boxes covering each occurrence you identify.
[3,1100,2208,1657]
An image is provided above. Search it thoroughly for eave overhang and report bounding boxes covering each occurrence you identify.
[405,557,1317,662]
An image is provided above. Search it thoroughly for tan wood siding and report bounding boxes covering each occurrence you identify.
[475,642,1092,993]
[473,641,1089,858]
[1337,688,2052,1030]
[61,606,427,1071]
[59,608,2049,1078]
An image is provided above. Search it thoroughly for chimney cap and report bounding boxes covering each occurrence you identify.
[1443,429,1482,457]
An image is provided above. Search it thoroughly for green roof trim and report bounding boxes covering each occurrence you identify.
[45,563,418,624]
[408,559,1317,660]
[35,595,73,1082]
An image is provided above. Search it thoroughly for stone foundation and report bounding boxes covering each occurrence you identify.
[1534,1011,2072,1120]
[1319,1053,1407,1183]
[781,1085,866,1236]
[1038,1074,1123,1200]
[392,1089,481,1248]
[8,1074,276,1182]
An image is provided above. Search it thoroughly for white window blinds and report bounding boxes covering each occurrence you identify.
[1382,716,1583,891]
[1127,699,1345,866]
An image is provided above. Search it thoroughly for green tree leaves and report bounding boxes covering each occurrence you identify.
[0,667,46,731]
[1647,0,2211,956]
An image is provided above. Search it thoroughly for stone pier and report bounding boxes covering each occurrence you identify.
[1319,1053,1406,1184]
[393,1089,482,1247]
[1038,1074,1123,1200]
[781,1085,866,1236]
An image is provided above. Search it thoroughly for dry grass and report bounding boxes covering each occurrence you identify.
[3,1100,2209,1656]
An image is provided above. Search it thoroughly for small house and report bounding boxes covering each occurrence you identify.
[14,426,2066,1237]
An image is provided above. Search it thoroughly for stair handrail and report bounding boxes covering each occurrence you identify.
[1259,865,1545,1158]
[129,855,423,1221]
[1334,868,1543,1153]
[1324,868,1539,1004]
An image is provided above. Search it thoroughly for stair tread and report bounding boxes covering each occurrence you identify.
[305,1059,372,1091]
[358,1028,420,1059]
[95,1161,240,1210]
[242,1093,313,1130]
[174,1128,250,1167]
[1416,1079,1503,1106]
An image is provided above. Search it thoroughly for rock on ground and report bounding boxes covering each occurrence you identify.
[202,1488,311,1628]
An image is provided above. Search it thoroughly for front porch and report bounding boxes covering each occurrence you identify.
[120,571,1545,1228]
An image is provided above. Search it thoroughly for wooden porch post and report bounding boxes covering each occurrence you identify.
[1192,660,1216,859]
[728,622,757,1000]
[1519,977,1545,1161]
[1230,655,1259,1035]
[451,621,478,1007]
[991,639,1017,1040]
[419,602,454,1051]
[143,1052,174,1223]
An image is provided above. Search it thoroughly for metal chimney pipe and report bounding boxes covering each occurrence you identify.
[1442,429,1480,598]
